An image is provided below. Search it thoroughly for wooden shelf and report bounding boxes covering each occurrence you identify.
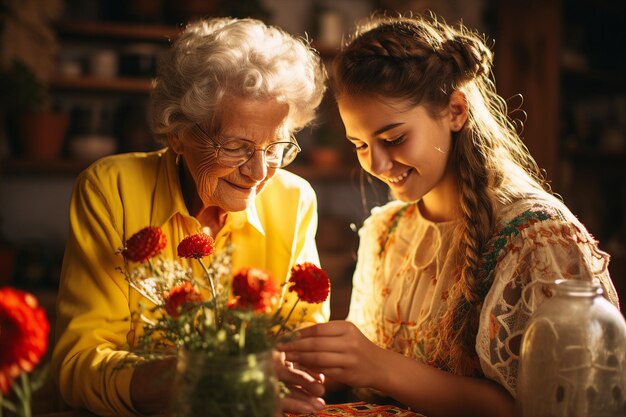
[561,68,626,93]
[561,146,626,163]
[58,19,336,56]
[57,20,338,57]
[286,162,361,182]
[57,20,180,42]
[2,158,361,181]
[52,75,155,93]
[2,158,93,176]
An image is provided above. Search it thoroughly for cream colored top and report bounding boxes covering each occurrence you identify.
[347,195,619,397]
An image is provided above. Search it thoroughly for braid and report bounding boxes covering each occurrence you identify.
[432,130,496,376]
[437,36,492,81]
[332,15,493,105]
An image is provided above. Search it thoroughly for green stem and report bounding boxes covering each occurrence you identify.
[0,396,19,416]
[198,258,220,327]
[20,373,31,417]
[269,303,284,323]
[11,377,23,402]
[238,320,247,352]
[277,299,300,335]
[10,373,31,417]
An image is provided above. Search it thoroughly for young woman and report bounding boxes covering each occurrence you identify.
[280,14,619,417]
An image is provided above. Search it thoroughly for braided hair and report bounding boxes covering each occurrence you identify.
[331,14,550,376]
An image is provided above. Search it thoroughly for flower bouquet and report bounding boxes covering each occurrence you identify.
[0,288,49,417]
[118,226,331,417]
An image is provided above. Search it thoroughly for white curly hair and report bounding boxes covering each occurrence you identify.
[150,17,327,143]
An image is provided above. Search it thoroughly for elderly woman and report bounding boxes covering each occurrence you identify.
[51,18,329,417]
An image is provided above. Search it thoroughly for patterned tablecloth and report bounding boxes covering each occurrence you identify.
[34,401,424,417]
[286,401,425,416]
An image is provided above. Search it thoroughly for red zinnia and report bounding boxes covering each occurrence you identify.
[122,226,167,263]
[177,233,215,259]
[164,282,202,319]
[231,268,280,313]
[0,287,50,394]
[288,263,330,304]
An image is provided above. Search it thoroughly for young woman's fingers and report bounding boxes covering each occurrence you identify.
[294,321,354,338]
[284,351,347,370]
[279,335,347,353]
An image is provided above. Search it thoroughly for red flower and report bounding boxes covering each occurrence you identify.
[164,282,202,319]
[122,226,167,263]
[231,268,280,312]
[0,288,49,394]
[288,263,330,304]
[177,233,215,259]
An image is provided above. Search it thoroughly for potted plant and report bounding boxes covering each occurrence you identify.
[0,0,68,160]
[119,226,331,417]
[309,124,343,167]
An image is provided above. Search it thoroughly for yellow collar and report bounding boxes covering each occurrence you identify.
[150,147,265,236]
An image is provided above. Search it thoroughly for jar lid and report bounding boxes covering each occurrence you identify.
[554,278,603,297]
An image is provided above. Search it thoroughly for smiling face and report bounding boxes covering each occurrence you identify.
[175,96,290,213]
[338,93,466,213]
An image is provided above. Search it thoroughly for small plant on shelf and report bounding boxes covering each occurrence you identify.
[309,125,343,167]
[0,0,69,160]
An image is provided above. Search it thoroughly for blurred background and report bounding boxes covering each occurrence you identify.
[0,0,624,334]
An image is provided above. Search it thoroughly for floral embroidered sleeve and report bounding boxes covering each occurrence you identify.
[347,201,408,343]
[476,204,618,397]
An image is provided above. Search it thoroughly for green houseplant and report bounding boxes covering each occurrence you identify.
[0,0,68,160]
[309,124,343,168]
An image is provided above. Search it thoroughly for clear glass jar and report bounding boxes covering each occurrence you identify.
[171,349,278,417]
[517,279,626,417]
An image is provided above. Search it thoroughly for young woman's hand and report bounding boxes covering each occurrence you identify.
[278,320,388,389]
[272,350,326,414]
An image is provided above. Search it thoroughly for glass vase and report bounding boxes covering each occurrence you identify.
[517,279,626,417]
[171,349,278,417]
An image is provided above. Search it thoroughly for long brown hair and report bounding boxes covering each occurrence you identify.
[331,14,551,376]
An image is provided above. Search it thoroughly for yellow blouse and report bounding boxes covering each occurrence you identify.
[51,148,329,417]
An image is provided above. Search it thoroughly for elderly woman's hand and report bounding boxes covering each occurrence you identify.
[273,351,326,414]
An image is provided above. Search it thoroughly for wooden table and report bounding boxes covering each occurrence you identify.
[36,402,424,417]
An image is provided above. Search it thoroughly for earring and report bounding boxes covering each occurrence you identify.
[176,153,181,165]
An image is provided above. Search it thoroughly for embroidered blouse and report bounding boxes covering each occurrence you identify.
[347,195,619,397]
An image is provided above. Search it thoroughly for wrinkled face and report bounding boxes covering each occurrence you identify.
[178,97,290,213]
[338,94,455,203]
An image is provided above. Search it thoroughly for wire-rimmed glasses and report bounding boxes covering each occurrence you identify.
[195,124,301,168]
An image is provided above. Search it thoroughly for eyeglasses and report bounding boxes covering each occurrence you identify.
[195,124,301,168]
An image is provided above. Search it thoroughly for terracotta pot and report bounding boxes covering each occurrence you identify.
[309,147,342,168]
[19,111,69,160]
